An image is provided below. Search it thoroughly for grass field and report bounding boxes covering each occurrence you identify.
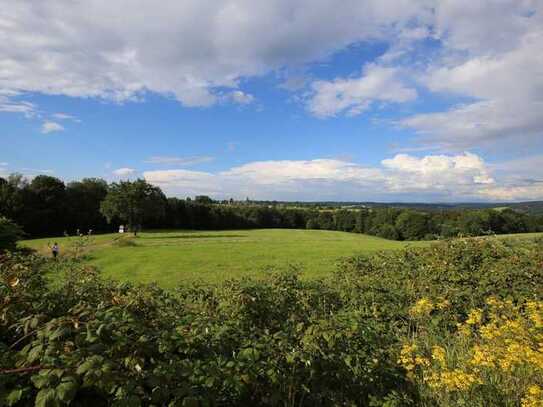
[21,229,543,288]
[21,229,431,287]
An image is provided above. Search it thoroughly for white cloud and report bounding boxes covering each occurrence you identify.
[432,0,540,55]
[227,90,254,105]
[20,168,54,174]
[221,159,383,185]
[41,121,64,134]
[401,1,543,148]
[144,156,214,166]
[52,113,81,122]
[0,0,428,108]
[0,96,37,118]
[141,152,539,201]
[0,0,541,154]
[307,64,417,117]
[381,152,495,194]
[112,167,136,177]
[479,184,543,201]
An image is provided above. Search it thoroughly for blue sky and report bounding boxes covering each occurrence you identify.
[1,0,543,201]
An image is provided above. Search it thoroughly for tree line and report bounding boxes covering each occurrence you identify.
[1,174,542,240]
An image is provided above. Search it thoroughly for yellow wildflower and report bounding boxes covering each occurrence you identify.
[409,298,434,317]
[466,309,483,325]
[521,385,543,407]
[431,346,446,367]
[486,297,499,307]
[470,345,495,368]
[430,369,480,391]
[398,343,417,371]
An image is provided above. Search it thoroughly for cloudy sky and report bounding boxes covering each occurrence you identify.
[1,0,543,201]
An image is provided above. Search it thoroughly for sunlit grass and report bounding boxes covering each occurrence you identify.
[21,229,428,287]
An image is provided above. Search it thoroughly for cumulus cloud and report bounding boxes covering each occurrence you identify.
[0,0,429,109]
[1,0,541,155]
[144,156,214,166]
[41,121,64,134]
[112,167,136,177]
[308,64,417,117]
[141,152,539,201]
[401,0,543,148]
[381,152,495,194]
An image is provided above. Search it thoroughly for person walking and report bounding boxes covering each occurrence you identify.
[51,242,59,259]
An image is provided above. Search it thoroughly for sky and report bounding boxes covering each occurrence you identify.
[1,0,543,202]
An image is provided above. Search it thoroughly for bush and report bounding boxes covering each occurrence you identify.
[400,298,543,405]
[0,217,24,251]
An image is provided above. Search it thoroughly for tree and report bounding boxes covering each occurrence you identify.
[375,224,399,240]
[0,216,24,251]
[100,180,166,236]
[20,175,67,236]
[66,178,109,233]
[395,211,430,240]
[194,195,213,205]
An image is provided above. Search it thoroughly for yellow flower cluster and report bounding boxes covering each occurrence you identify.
[400,298,543,404]
[409,297,434,317]
[431,346,446,367]
[465,308,483,325]
[522,385,543,407]
[426,370,481,391]
[398,343,429,377]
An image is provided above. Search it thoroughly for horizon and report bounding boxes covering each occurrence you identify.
[2,1,543,202]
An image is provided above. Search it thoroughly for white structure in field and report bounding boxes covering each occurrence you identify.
[119,225,125,233]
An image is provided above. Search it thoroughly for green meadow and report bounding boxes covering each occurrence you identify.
[21,228,430,287]
[21,229,543,288]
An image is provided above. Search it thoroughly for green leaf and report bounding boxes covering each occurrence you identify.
[31,374,50,389]
[35,388,58,407]
[27,345,43,363]
[76,359,95,375]
[5,389,23,406]
[56,380,78,403]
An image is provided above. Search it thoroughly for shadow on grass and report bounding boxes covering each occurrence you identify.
[143,234,247,240]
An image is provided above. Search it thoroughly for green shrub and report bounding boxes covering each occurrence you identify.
[112,237,138,247]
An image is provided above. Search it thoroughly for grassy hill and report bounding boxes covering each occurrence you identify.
[21,229,430,287]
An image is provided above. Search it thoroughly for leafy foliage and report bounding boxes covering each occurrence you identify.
[1,237,542,405]
[100,180,166,235]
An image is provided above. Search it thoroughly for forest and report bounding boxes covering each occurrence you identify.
[2,174,543,241]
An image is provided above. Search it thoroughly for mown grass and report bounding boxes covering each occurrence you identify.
[21,229,429,287]
[21,229,543,288]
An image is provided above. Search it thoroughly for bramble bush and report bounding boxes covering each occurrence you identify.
[1,237,542,406]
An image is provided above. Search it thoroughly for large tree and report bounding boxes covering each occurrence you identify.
[100,180,166,235]
[22,175,67,236]
[66,178,109,232]
[395,210,431,240]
